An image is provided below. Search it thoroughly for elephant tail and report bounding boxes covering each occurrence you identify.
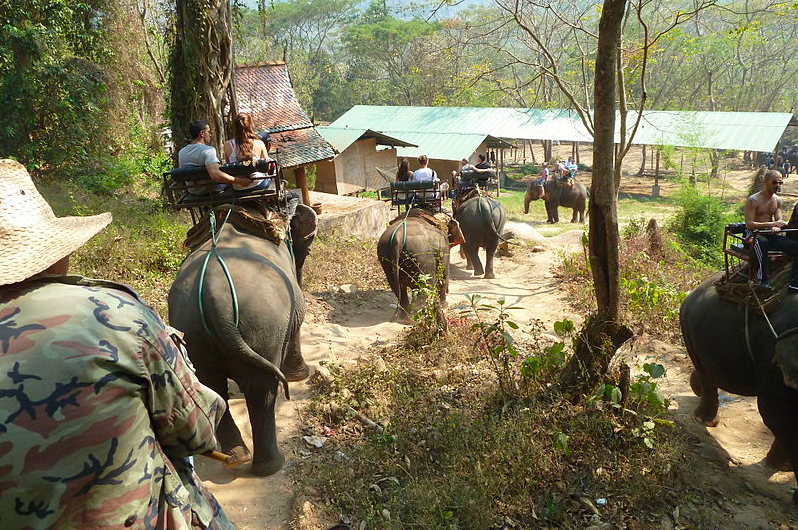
[477,196,520,245]
[213,321,291,400]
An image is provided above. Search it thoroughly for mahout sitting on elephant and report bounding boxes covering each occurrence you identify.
[453,188,507,279]
[524,176,587,223]
[168,202,317,476]
[681,206,798,503]
[377,208,461,320]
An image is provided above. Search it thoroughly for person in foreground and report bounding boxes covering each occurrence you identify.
[744,169,798,291]
[0,158,234,529]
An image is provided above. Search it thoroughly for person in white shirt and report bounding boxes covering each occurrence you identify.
[412,154,437,182]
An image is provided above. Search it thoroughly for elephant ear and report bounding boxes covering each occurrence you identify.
[774,337,798,391]
[291,203,318,241]
[447,218,465,246]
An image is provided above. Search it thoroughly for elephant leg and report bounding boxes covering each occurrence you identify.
[689,369,702,397]
[396,280,412,322]
[461,245,472,269]
[692,373,720,427]
[484,240,498,279]
[282,331,309,382]
[238,368,284,476]
[465,244,484,276]
[766,438,793,471]
[523,192,531,214]
[195,363,251,465]
[570,207,578,223]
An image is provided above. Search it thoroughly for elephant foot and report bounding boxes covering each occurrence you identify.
[766,442,793,472]
[693,406,719,427]
[252,452,285,476]
[284,363,312,382]
[473,271,484,277]
[485,272,495,279]
[223,445,253,469]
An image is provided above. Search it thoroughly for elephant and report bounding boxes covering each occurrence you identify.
[681,270,798,503]
[524,177,588,223]
[377,209,458,319]
[168,203,317,476]
[454,194,507,279]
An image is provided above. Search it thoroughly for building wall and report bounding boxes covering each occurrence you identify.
[315,160,338,194]
[314,139,400,195]
[397,141,492,187]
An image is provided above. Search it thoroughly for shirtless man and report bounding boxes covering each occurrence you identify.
[744,170,798,290]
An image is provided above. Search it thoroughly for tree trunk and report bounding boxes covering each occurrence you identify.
[170,0,235,156]
[559,0,630,398]
[636,144,646,176]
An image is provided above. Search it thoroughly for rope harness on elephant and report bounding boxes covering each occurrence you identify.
[198,207,239,335]
[742,282,798,366]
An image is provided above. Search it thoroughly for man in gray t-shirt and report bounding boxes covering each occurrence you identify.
[178,120,255,195]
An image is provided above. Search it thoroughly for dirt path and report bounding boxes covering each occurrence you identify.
[195,222,798,529]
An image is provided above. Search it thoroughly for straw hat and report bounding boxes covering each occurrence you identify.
[0,159,112,286]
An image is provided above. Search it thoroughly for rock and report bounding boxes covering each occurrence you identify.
[532,245,546,253]
[373,356,387,372]
[303,435,326,448]
[309,365,333,386]
[301,500,314,517]
[339,284,358,293]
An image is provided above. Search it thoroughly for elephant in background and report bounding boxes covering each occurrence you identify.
[681,270,798,503]
[455,195,506,279]
[377,211,459,319]
[524,177,588,223]
[168,204,317,476]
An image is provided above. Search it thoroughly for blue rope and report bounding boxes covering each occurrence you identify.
[198,207,239,335]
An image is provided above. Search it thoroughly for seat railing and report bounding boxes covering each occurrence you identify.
[390,179,441,213]
[723,223,795,281]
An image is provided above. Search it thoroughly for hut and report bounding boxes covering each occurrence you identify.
[315,127,417,195]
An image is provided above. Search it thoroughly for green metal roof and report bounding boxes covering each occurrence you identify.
[316,126,417,154]
[330,105,591,142]
[331,105,795,151]
[386,131,513,161]
[630,111,794,152]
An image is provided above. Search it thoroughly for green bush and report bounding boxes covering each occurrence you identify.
[519,163,541,175]
[667,185,733,265]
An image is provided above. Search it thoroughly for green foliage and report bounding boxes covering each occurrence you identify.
[621,275,686,321]
[456,294,522,403]
[668,185,734,265]
[519,163,541,175]
[408,267,448,345]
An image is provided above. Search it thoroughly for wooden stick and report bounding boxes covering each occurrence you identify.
[201,450,232,463]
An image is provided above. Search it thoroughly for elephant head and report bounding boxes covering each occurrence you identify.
[447,217,465,247]
[289,203,318,287]
[526,182,547,201]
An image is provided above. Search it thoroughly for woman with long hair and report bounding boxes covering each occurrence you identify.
[396,158,412,182]
[224,113,272,191]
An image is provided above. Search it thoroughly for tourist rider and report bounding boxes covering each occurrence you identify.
[411,154,441,203]
[224,112,273,193]
[179,119,256,197]
[0,159,234,529]
[744,169,798,291]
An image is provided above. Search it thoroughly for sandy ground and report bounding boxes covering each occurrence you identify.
[194,159,798,528]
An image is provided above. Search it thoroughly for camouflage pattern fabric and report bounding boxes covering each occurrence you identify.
[0,277,235,530]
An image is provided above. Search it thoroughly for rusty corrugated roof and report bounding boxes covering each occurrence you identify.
[234,62,334,168]
[270,128,334,170]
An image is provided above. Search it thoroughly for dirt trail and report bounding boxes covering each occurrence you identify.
[196,220,798,529]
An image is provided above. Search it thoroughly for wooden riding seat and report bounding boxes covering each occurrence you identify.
[390,180,442,213]
[723,222,788,281]
[458,170,497,194]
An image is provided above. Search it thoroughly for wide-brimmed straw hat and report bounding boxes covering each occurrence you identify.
[0,159,112,286]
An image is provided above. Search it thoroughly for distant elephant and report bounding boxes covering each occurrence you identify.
[455,195,506,279]
[168,204,317,476]
[377,210,458,318]
[681,270,798,503]
[524,177,587,223]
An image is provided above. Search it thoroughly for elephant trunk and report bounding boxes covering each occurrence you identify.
[212,320,291,399]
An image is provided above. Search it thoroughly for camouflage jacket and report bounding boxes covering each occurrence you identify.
[0,277,234,530]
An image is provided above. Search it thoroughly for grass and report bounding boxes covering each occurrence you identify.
[296,315,706,529]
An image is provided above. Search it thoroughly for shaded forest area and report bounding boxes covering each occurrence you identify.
[1,0,796,185]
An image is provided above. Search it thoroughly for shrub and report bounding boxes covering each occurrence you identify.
[667,185,733,266]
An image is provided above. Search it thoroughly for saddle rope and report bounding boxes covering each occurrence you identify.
[198,207,239,335]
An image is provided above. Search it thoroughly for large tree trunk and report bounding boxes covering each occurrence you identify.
[559,0,630,398]
[170,0,235,155]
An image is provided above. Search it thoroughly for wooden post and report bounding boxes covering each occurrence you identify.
[575,141,580,164]
[295,165,311,205]
[652,148,661,198]
[529,140,537,164]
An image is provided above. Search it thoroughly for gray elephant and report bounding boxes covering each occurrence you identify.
[454,194,506,279]
[524,177,587,223]
[681,271,798,503]
[168,204,317,476]
[377,210,458,318]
